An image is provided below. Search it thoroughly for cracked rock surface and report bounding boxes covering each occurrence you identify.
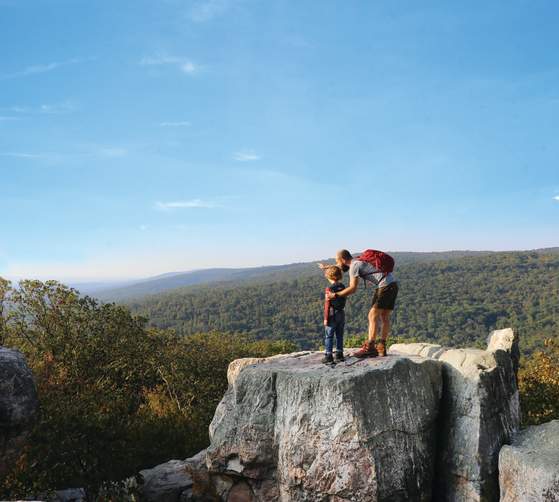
[142,332,521,502]
[389,339,519,502]
[499,420,559,502]
[206,351,442,501]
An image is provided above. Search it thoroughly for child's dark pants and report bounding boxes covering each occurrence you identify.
[325,310,345,354]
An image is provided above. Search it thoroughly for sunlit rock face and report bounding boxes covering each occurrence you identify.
[0,347,38,479]
[390,337,519,502]
[207,351,442,501]
[142,329,520,502]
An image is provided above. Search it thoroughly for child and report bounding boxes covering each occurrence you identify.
[322,266,347,364]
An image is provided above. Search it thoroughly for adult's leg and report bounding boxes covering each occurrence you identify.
[367,306,380,342]
[375,282,398,348]
[380,309,392,342]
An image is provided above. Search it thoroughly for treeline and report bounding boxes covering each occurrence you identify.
[129,251,559,353]
[0,278,295,499]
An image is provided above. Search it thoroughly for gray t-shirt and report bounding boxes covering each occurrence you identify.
[348,260,396,289]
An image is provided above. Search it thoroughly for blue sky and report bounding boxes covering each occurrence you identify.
[1,0,558,281]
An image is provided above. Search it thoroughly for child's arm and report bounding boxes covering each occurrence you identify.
[324,287,331,326]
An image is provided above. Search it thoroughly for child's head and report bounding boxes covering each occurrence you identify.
[324,265,343,283]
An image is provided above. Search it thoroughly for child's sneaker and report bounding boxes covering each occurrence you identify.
[354,341,378,358]
[322,353,334,364]
[376,341,386,357]
[334,351,345,362]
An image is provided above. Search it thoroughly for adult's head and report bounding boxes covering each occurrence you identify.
[335,249,353,272]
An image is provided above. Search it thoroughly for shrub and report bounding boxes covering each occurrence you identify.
[518,338,559,426]
[0,279,295,500]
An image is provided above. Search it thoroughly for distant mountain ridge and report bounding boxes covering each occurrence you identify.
[91,263,314,301]
[88,248,558,302]
[126,249,559,353]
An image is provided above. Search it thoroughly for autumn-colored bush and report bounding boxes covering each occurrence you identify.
[518,338,559,426]
[0,279,295,500]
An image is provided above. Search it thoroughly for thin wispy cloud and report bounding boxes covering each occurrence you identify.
[233,149,261,162]
[1,145,129,162]
[159,121,191,127]
[0,152,49,159]
[140,55,199,75]
[189,0,231,22]
[283,34,314,49]
[155,199,222,210]
[98,147,128,158]
[554,195,559,201]
[0,58,84,80]
[9,101,77,115]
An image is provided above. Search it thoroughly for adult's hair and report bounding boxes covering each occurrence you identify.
[337,249,353,261]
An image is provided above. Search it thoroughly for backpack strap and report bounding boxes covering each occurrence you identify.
[358,262,385,288]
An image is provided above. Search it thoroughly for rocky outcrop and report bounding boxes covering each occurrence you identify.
[389,336,519,501]
[141,330,521,502]
[486,328,520,380]
[206,351,442,501]
[499,420,559,502]
[0,347,38,479]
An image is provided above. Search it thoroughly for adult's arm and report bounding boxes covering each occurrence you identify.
[328,275,359,298]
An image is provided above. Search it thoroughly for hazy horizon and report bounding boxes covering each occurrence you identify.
[3,245,558,283]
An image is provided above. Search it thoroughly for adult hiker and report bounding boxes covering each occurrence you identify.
[319,249,398,357]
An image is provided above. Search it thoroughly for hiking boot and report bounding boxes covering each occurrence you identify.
[354,341,378,358]
[322,353,334,364]
[376,341,386,357]
[334,351,345,363]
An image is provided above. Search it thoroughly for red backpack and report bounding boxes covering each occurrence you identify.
[358,249,395,278]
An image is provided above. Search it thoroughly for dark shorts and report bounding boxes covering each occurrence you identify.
[372,282,399,310]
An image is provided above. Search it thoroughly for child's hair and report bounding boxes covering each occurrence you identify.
[324,265,343,281]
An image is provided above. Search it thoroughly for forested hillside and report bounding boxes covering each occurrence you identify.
[94,250,506,302]
[128,251,559,352]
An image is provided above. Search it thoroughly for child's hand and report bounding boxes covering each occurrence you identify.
[323,320,328,326]
[317,262,327,270]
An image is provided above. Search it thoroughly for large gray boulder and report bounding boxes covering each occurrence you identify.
[499,420,559,502]
[0,347,38,479]
[389,339,520,502]
[204,351,442,501]
[142,330,521,501]
[138,459,193,502]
